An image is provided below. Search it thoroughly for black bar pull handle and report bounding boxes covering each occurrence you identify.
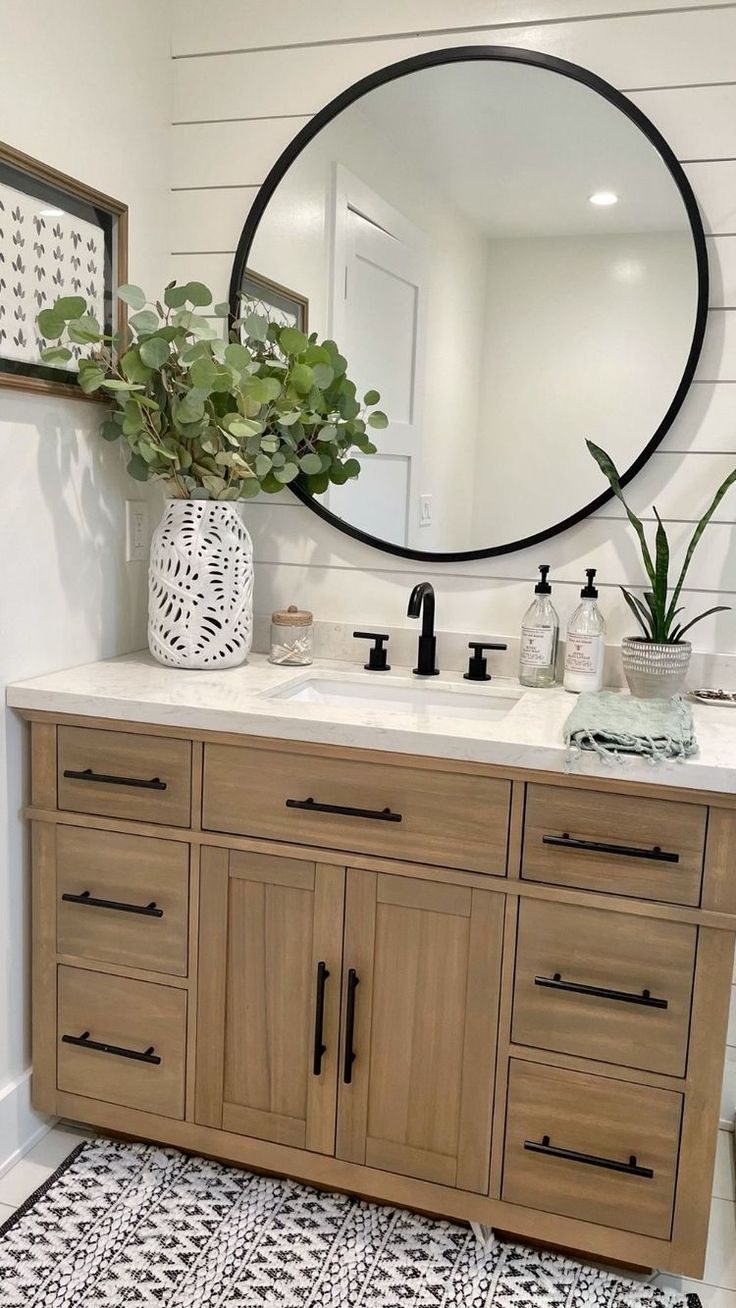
[542,833,679,864]
[63,767,167,792]
[312,961,330,1076]
[61,1031,161,1065]
[286,797,402,823]
[534,973,668,1010]
[61,890,164,919]
[524,1135,654,1178]
[343,969,360,1085]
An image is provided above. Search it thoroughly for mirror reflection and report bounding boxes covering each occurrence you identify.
[242,56,701,557]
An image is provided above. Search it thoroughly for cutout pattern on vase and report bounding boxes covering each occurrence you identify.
[148,500,254,669]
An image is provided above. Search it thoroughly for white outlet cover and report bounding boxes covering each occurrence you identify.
[125,500,148,562]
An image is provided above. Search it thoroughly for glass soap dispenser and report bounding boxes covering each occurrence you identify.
[564,568,606,693]
[519,565,559,687]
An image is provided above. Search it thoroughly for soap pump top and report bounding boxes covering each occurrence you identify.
[535,564,552,594]
[580,568,598,599]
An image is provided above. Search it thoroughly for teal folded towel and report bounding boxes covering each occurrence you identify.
[564,691,697,762]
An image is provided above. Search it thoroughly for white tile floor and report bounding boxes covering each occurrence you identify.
[0,1124,733,1304]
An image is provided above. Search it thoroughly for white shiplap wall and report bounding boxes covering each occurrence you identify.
[168,1,736,1120]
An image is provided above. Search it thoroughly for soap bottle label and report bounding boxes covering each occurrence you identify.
[565,632,603,675]
[520,625,553,668]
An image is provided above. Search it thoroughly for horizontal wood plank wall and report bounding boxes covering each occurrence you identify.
[169,1,736,1117]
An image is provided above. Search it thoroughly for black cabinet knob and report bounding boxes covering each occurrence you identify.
[464,640,507,682]
[353,631,391,671]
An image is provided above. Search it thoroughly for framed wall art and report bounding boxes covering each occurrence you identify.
[237,268,309,333]
[0,140,127,399]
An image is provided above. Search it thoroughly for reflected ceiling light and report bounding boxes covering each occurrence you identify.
[589,190,619,206]
[39,207,64,216]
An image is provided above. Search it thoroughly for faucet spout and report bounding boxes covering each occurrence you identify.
[407,582,440,676]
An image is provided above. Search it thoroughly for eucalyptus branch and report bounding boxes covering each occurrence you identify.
[36,279,386,503]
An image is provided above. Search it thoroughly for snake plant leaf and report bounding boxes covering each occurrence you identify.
[665,466,736,628]
[670,605,731,642]
[620,587,654,639]
[586,440,655,587]
[652,508,670,640]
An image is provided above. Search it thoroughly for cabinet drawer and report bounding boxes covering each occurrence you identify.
[502,1060,682,1239]
[57,827,189,976]
[58,726,192,827]
[522,784,706,905]
[512,899,696,1076]
[202,744,510,874]
[57,966,186,1119]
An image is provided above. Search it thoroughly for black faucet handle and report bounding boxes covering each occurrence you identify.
[464,641,508,682]
[353,631,391,671]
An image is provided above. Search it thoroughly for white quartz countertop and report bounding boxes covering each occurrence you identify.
[7,651,736,795]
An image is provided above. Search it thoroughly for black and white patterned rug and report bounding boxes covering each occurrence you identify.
[0,1138,700,1307]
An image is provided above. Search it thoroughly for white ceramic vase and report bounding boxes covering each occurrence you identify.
[621,636,691,699]
[148,499,254,670]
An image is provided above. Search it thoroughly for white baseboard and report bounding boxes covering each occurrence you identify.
[0,1069,53,1179]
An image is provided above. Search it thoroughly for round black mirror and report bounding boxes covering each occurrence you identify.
[230,46,707,562]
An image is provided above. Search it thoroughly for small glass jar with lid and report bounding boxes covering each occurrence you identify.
[269,604,314,666]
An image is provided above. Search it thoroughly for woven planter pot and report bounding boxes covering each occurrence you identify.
[621,637,691,700]
[148,499,254,670]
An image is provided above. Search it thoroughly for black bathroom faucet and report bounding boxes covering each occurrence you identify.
[407,581,440,676]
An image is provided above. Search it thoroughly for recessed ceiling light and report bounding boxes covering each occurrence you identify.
[39,207,64,217]
[589,191,619,207]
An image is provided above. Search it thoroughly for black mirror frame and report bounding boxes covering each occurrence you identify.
[229,44,709,564]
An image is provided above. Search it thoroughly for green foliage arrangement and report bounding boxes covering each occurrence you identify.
[587,439,736,643]
[36,281,386,501]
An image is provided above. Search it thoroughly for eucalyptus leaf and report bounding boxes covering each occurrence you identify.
[120,348,153,384]
[54,295,87,320]
[117,284,147,310]
[127,453,151,481]
[363,388,380,405]
[299,452,323,476]
[184,281,212,308]
[40,345,72,364]
[139,336,170,368]
[129,308,160,336]
[101,378,145,392]
[242,312,268,341]
[274,462,299,483]
[164,283,190,309]
[279,326,308,355]
[367,410,388,429]
[78,367,106,393]
[37,308,66,339]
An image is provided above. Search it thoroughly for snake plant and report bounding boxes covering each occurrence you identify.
[587,439,736,643]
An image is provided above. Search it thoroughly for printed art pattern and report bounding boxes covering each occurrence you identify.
[0,180,105,368]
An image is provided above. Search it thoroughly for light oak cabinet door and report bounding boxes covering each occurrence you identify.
[196,847,345,1155]
[336,869,504,1193]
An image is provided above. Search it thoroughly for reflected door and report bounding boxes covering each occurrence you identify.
[329,191,426,547]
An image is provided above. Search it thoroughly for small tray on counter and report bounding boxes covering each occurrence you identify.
[688,688,736,707]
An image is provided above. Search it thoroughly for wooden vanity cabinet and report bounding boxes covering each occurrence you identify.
[24,718,736,1280]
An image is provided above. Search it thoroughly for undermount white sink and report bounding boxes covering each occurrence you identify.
[268,672,523,721]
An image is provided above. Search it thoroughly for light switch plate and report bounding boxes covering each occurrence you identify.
[419,494,432,527]
[125,500,148,562]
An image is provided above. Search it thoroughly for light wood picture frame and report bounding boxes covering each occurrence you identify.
[0,140,128,400]
[238,268,309,334]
